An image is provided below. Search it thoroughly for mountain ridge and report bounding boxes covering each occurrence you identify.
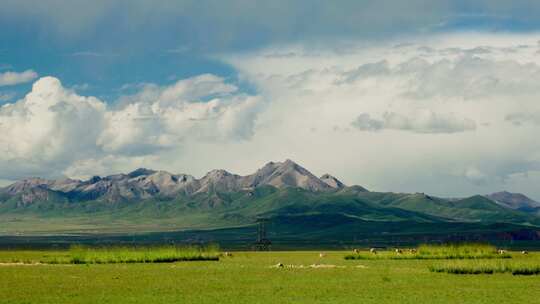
[1,161,538,214]
[1,160,539,238]
[486,191,540,214]
[0,160,348,204]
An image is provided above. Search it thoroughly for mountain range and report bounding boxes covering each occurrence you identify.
[1,160,347,204]
[1,160,539,245]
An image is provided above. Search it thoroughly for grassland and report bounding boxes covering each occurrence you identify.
[68,245,220,264]
[0,249,539,303]
[429,259,540,275]
[345,243,512,260]
[0,245,220,264]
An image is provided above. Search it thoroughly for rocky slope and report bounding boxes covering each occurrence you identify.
[486,191,540,213]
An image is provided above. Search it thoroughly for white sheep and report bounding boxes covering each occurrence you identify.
[521,250,529,255]
[370,248,377,254]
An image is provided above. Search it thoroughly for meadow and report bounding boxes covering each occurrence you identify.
[0,247,539,303]
[68,245,220,264]
[344,243,512,260]
[429,259,540,275]
[0,245,220,264]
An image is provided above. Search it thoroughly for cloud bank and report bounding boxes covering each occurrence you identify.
[3,33,540,200]
[352,111,477,134]
[505,112,540,126]
[0,75,262,179]
[221,33,540,199]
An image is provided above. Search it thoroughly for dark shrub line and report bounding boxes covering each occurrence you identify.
[58,245,221,264]
[429,263,540,275]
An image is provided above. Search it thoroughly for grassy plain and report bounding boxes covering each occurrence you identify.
[68,245,220,264]
[345,243,512,260]
[429,259,540,275]
[0,250,539,303]
[0,245,220,264]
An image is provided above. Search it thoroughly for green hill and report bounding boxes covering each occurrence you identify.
[0,160,539,244]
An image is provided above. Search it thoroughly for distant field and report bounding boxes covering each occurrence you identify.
[0,250,539,303]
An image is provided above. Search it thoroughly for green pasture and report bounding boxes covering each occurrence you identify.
[345,243,513,260]
[0,249,539,303]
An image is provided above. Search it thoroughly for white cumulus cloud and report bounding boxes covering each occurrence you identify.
[0,70,38,86]
[505,112,540,126]
[219,33,540,199]
[98,74,262,155]
[0,92,16,102]
[352,110,477,134]
[0,77,106,178]
[0,74,263,180]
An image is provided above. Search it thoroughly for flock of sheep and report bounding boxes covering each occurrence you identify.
[499,249,529,255]
[350,248,417,255]
[223,248,529,259]
[344,248,527,256]
[261,248,532,269]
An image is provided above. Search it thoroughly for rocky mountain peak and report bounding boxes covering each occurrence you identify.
[282,158,298,166]
[128,168,157,178]
[196,169,242,194]
[1,160,366,203]
[320,174,345,189]
[4,178,51,195]
[486,191,540,212]
[205,169,234,178]
[89,176,102,183]
[245,159,333,191]
[49,178,83,192]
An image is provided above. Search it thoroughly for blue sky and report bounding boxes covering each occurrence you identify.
[3,1,540,199]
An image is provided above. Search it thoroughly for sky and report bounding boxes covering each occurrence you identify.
[2,1,540,199]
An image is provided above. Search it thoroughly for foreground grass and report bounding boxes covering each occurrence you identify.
[69,245,220,264]
[0,245,220,264]
[0,251,539,303]
[345,243,511,260]
[429,260,540,275]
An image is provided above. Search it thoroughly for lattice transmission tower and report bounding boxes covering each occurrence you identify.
[254,217,272,251]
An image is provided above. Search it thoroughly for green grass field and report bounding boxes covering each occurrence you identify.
[429,259,540,275]
[0,245,220,264]
[68,245,220,264]
[0,249,539,303]
[345,243,512,260]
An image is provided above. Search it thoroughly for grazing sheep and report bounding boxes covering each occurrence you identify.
[370,248,377,254]
[395,249,403,254]
[310,264,344,269]
[498,249,506,255]
[353,249,360,254]
[224,252,233,257]
[319,253,326,258]
[521,250,529,255]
